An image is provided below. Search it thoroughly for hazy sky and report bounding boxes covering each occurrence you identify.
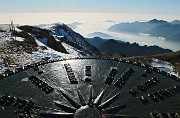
[0,0,180,14]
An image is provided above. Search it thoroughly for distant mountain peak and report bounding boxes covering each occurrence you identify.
[171,20,180,25]
[148,19,168,24]
[87,32,113,39]
[107,39,118,43]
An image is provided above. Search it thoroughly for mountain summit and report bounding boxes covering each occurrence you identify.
[0,23,100,74]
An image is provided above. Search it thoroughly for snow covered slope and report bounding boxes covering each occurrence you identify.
[151,59,179,77]
[17,23,100,56]
[0,23,100,75]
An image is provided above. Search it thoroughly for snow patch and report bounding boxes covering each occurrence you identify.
[21,78,29,82]
[151,59,173,71]
[0,66,7,74]
[62,42,83,57]
[15,26,22,32]
[15,37,24,41]
[151,59,179,77]
[53,35,64,42]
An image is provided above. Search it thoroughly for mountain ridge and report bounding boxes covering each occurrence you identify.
[86,37,173,57]
[108,19,180,42]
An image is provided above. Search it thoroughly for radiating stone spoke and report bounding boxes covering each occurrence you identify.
[54,101,77,113]
[77,90,86,106]
[93,89,105,105]
[89,85,93,102]
[60,90,81,109]
[102,105,127,114]
[98,93,120,108]
[40,112,74,118]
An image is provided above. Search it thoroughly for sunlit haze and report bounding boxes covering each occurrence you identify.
[0,0,180,51]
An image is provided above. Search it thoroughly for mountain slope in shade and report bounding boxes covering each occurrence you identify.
[86,37,172,57]
[86,37,124,48]
[86,37,109,48]
[98,39,172,57]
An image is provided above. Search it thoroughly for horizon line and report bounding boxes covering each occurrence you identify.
[0,11,180,15]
